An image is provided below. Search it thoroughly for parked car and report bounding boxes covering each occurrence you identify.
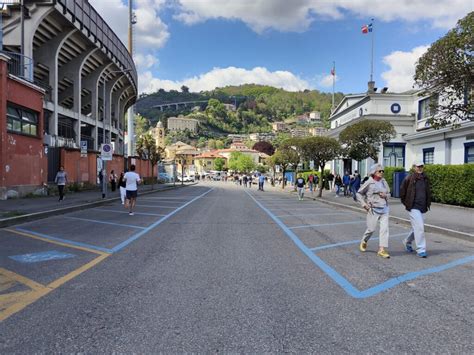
[177,174,194,182]
[158,172,173,182]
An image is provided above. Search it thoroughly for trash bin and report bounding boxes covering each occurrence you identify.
[392,171,408,198]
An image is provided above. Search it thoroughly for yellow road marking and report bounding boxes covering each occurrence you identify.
[3,228,105,255]
[0,254,110,322]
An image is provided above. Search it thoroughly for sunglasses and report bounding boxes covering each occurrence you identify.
[377,170,385,173]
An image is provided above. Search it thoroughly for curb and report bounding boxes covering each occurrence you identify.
[0,184,193,228]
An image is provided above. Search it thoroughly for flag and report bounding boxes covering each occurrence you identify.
[331,68,335,76]
[361,23,372,34]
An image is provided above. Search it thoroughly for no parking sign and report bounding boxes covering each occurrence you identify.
[100,143,113,161]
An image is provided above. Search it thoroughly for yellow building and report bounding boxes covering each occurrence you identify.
[194,151,227,175]
[165,141,200,176]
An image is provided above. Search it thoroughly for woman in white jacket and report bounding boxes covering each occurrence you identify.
[356,163,391,259]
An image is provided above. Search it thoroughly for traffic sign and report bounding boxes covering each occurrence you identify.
[100,143,113,161]
[80,140,88,157]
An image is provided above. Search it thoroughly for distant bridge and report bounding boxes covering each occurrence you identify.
[152,100,209,111]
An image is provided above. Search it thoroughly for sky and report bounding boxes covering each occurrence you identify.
[89,0,472,95]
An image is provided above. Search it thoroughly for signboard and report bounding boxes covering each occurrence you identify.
[100,143,113,161]
[309,160,314,170]
[80,140,88,157]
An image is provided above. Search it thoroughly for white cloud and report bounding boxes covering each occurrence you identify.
[319,74,338,88]
[381,45,429,92]
[89,0,169,50]
[139,66,311,94]
[134,53,159,69]
[172,0,472,32]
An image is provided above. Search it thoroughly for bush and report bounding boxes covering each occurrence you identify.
[423,164,474,207]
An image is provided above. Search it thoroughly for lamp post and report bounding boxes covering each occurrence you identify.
[101,68,132,198]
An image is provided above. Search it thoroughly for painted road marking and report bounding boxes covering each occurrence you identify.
[135,204,178,209]
[93,208,167,217]
[309,232,408,251]
[64,216,146,229]
[275,212,346,218]
[9,251,76,263]
[246,190,474,299]
[11,228,113,254]
[0,187,214,321]
[289,220,365,229]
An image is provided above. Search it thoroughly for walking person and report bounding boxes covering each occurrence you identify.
[343,171,351,197]
[328,172,334,191]
[296,174,306,201]
[356,164,391,259]
[400,162,432,258]
[109,170,117,192]
[351,170,361,202]
[308,174,314,194]
[334,173,343,197]
[124,164,141,216]
[118,171,127,205]
[54,166,68,202]
[258,173,265,191]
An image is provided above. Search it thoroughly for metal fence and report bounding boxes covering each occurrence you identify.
[0,50,33,81]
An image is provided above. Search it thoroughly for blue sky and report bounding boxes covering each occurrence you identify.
[90,0,472,95]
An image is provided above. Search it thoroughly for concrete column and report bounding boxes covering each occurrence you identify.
[105,75,121,144]
[445,138,451,165]
[82,63,113,150]
[35,29,76,136]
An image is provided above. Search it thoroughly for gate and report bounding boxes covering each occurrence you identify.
[47,147,61,182]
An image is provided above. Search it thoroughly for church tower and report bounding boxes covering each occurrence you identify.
[153,121,166,149]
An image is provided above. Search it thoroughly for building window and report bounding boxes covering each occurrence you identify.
[383,143,405,168]
[418,95,438,120]
[6,104,38,136]
[465,142,474,163]
[423,148,434,165]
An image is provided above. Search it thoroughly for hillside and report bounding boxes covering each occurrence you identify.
[136,84,344,136]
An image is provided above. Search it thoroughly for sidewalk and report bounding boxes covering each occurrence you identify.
[266,184,474,241]
[0,182,191,227]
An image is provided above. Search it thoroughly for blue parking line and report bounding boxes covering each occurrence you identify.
[310,232,408,251]
[246,191,474,299]
[275,212,345,218]
[93,208,166,217]
[64,216,146,229]
[9,251,76,263]
[14,227,113,254]
[289,220,365,230]
[110,188,214,253]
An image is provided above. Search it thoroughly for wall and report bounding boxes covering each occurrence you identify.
[0,55,46,198]
[129,157,153,178]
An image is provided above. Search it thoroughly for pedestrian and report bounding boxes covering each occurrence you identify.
[124,164,141,216]
[308,174,314,193]
[313,174,319,192]
[351,170,361,202]
[248,175,253,188]
[356,164,391,259]
[118,171,126,204]
[109,170,117,192]
[328,172,334,190]
[296,174,305,201]
[343,171,350,197]
[243,175,248,187]
[54,166,68,202]
[334,174,343,197]
[400,162,432,258]
[258,173,265,191]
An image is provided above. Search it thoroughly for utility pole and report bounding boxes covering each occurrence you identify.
[127,0,136,158]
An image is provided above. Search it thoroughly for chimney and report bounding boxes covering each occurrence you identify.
[367,81,376,94]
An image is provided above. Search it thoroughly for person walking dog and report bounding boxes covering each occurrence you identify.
[356,164,391,259]
[400,162,432,258]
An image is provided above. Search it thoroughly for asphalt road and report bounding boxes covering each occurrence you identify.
[0,182,473,353]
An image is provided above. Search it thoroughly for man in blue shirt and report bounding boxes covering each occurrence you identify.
[258,174,265,191]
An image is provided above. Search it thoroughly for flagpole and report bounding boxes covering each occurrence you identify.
[332,61,335,111]
[370,18,374,82]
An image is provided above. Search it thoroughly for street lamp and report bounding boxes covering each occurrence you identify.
[101,68,132,198]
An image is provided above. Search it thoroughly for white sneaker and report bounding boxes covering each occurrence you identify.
[129,212,134,216]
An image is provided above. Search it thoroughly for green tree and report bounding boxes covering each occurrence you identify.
[134,114,150,137]
[208,139,217,149]
[414,12,474,128]
[213,157,226,171]
[339,120,396,161]
[228,152,255,173]
[135,132,164,189]
[272,145,300,189]
[297,136,341,197]
[215,140,225,149]
[228,151,243,171]
[181,85,190,93]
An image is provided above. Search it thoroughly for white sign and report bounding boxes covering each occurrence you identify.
[309,160,314,170]
[100,143,113,161]
[80,141,88,158]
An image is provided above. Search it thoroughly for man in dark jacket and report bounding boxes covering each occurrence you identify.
[400,162,432,258]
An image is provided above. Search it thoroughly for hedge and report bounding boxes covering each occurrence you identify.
[423,164,474,207]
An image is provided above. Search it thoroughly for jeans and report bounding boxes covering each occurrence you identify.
[405,209,426,253]
[58,185,65,200]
